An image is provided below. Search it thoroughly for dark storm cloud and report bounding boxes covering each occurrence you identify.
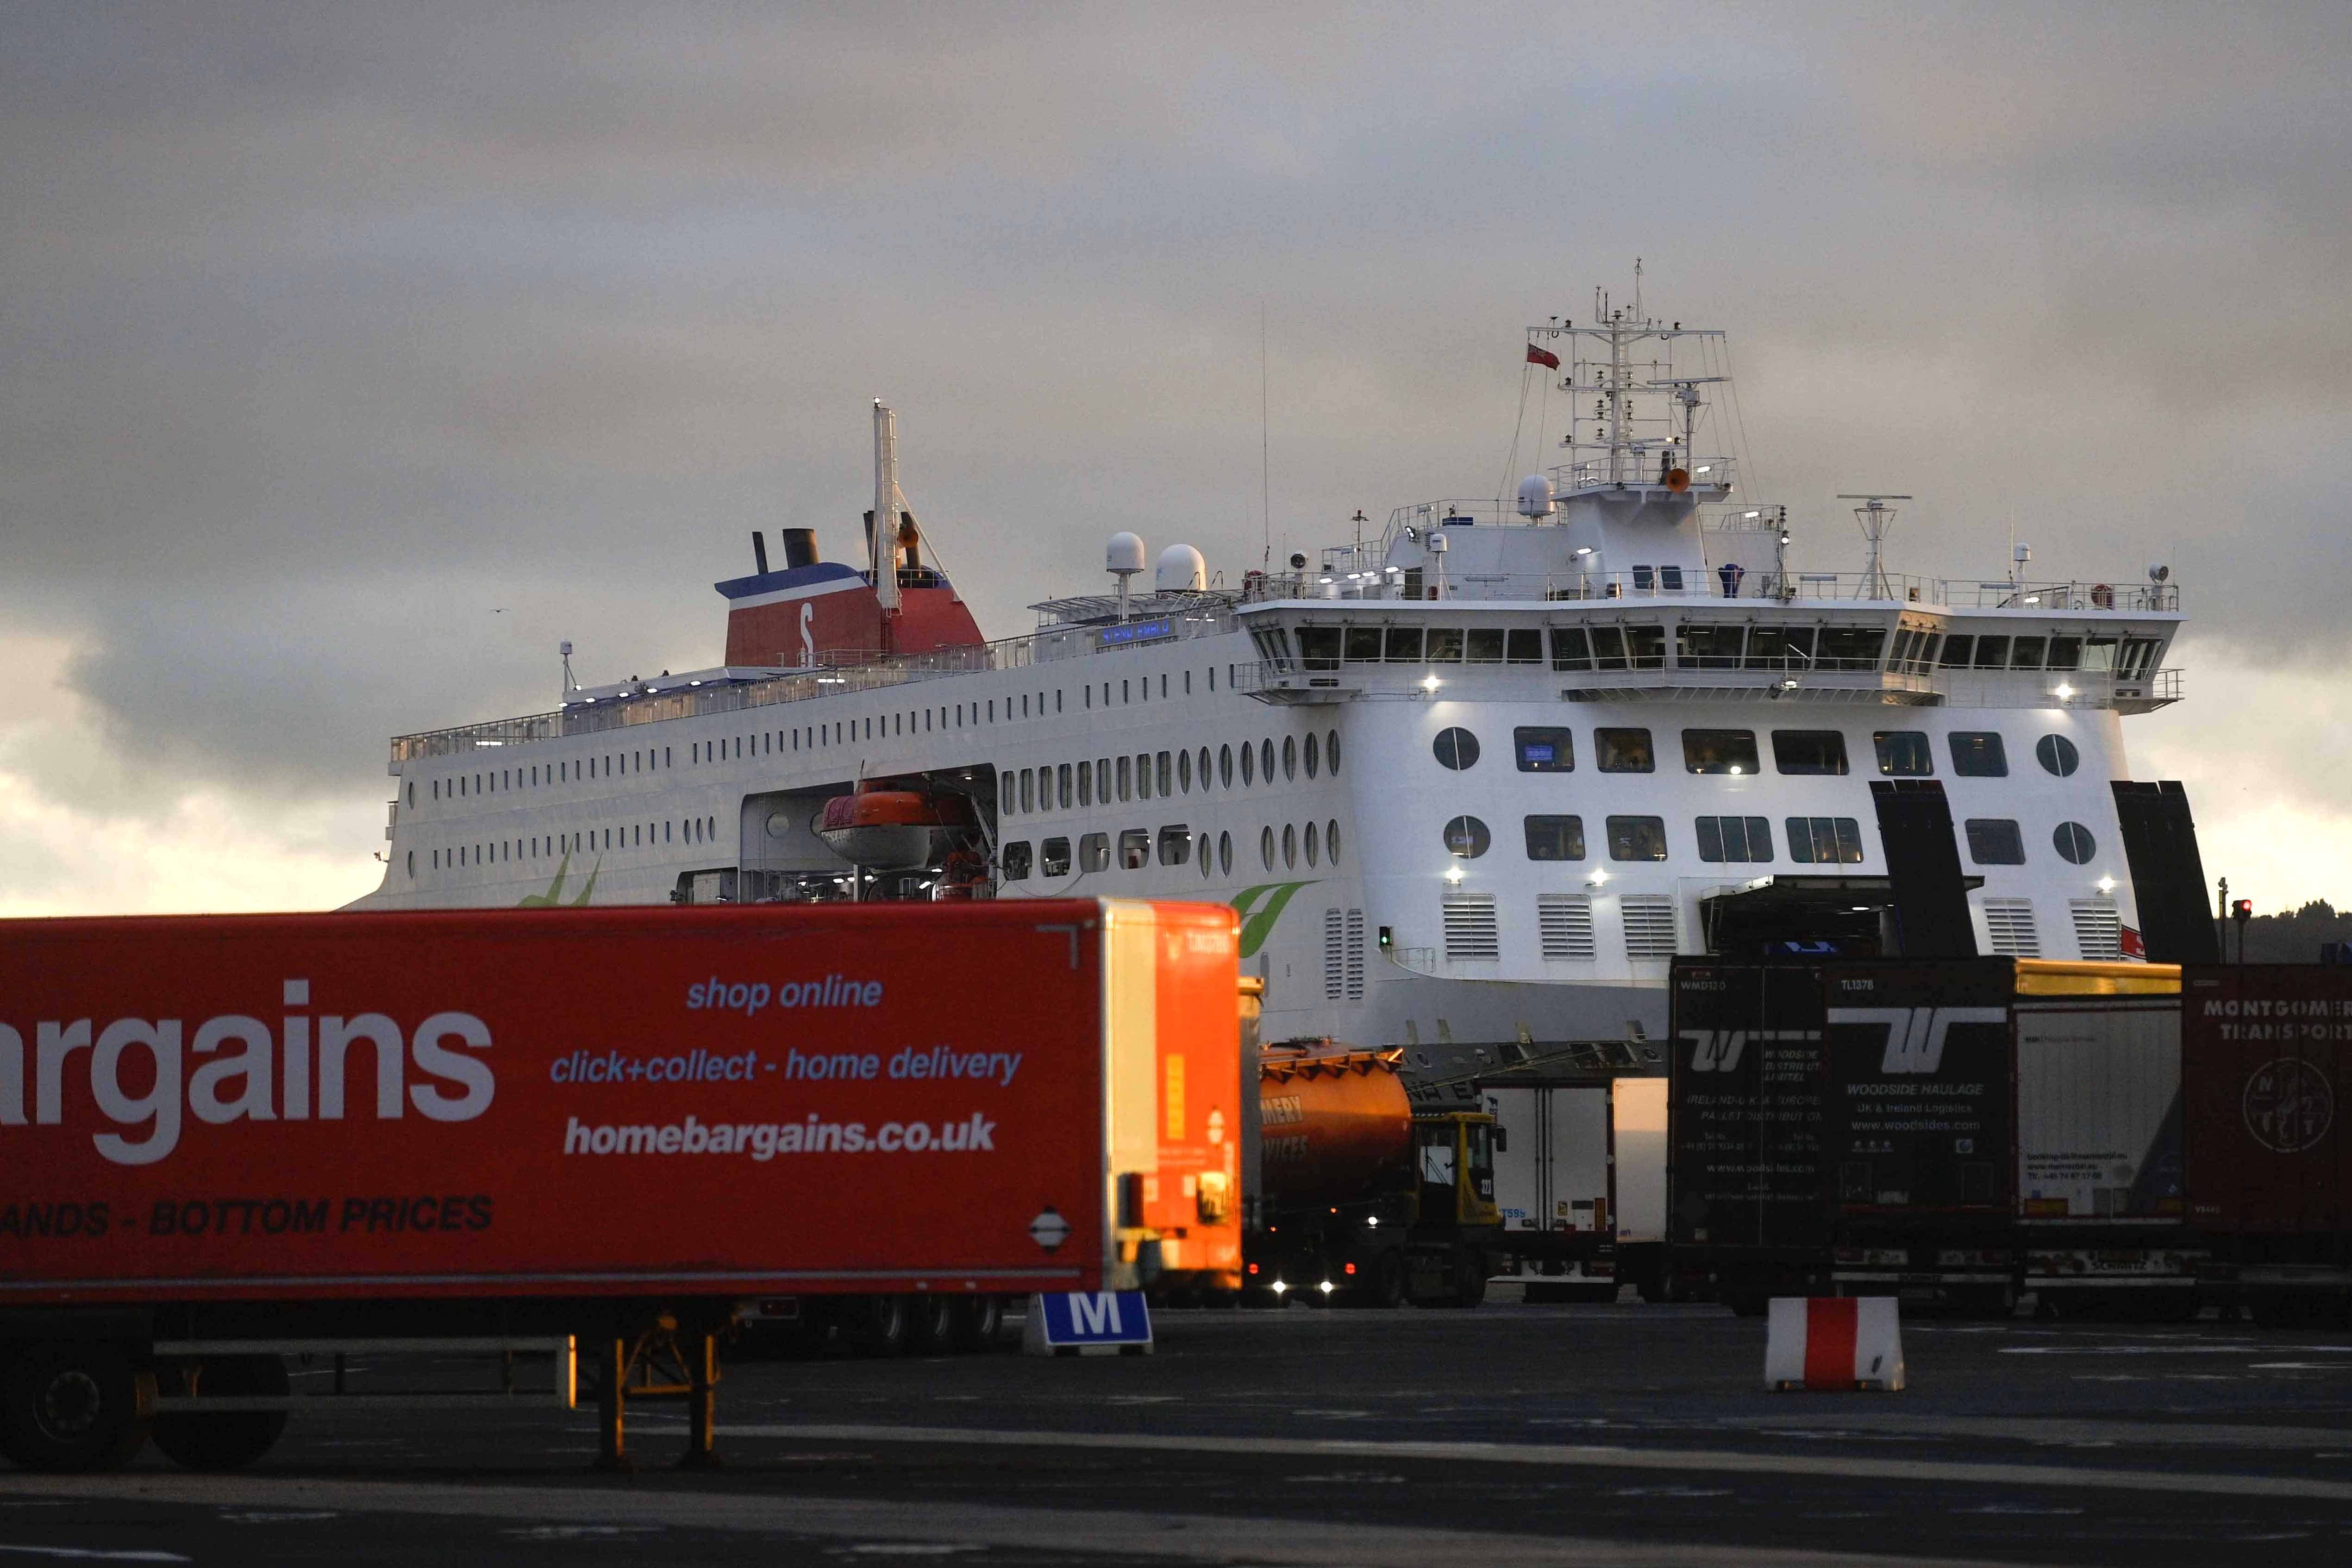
[4,2,2350,809]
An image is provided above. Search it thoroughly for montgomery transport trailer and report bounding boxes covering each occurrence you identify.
[0,899,1239,1472]
[2184,965,2352,1326]
[1664,956,2186,1316]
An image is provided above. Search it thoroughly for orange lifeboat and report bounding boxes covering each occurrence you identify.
[817,781,973,869]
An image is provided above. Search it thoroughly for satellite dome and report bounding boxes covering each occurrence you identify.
[1106,532,1147,575]
[1155,543,1207,593]
[1516,473,1555,517]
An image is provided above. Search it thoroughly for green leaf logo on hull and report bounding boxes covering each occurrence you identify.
[1231,880,1317,959]
[519,854,601,908]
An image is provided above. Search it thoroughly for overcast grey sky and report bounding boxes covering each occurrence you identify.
[4,2,2349,912]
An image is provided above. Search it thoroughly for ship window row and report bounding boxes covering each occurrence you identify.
[1447,813,1867,866]
[1433,894,2117,964]
[1000,818,1343,882]
[998,731,1342,819]
[1434,810,2093,872]
[1433,724,2083,779]
[430,747,674,802]
[1281,623,2163,679]
[425,814,721,872]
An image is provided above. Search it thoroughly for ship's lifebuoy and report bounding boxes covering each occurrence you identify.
[2090,582,2114,609]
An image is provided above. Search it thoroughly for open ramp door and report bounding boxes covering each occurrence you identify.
[1869,780,1976,958]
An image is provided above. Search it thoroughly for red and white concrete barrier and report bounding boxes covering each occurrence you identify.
[1765,1296,1905,1391]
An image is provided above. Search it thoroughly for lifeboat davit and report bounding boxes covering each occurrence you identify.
[817,782,972,869]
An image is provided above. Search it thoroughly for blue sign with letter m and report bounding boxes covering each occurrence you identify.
[1024,1291,1154,1356]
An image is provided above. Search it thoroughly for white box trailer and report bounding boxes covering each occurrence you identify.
[1482,1083,1618,1302]
[2014,994,2196,1310]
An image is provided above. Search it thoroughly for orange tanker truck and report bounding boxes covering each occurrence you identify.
[1235,976,1505,1307]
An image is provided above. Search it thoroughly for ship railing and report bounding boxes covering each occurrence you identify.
[1243,566,2183,611]
[1555,455,1737,492]
[1235,659,2182,711]
[388,612,1241,765]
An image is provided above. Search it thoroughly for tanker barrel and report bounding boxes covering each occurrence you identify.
[1257,1039,1415,1209]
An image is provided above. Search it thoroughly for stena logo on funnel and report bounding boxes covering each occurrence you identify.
[0,979,494,1167]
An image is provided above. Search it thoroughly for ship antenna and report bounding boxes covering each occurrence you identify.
[560,639,576,697]
[1837,494,1913,600]
[1260,302,1271,570]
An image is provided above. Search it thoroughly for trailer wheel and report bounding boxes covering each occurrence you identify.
[150,1356,288,1472]
[951,1296,1005,1352]
[0,1341,152,1473]
[904,1295,958,1356]
[843,1294,910,1357]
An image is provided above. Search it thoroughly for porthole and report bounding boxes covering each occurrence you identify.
[1220,744,1235,788]
[1282,736,1298,781]
[1219,831,1233,875]
[1304,820,1320,866]
[1241,743,1256,786]
[1433,727,1480,770]
[1260,825,1275,870]
[1260,738,1275,781]
[1198,832,1213,876]
[2036,734,2081,777]
[1178,749,1193,793]
[2053,821,2096,864]
[1442,815,1491,859]
[1199,746,1212,791]
[1305,732,1320,778]
[1327,729,1341,774]
[765,812,792,839]
[1282,823,1298,869]
[1327,818,1342,865]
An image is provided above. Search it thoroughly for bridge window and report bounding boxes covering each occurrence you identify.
[1771,730,1849,775]
[2009,636,2047,669]
[1296,626,1340,669]
[1596,727,1654,773]
[1684,729,1760,775]
[1964,818,2026,865]
[1695,815,1773,863]
[1816,626,1888,670]
[1524,815,1586,861]
[1747,625,1814,669]
[1466,628,1506,663]
[1972,636,2010,670]
[1426,628,1464,662]
[1385,626,1425,662]
[1677,625,1745,669]
[1550,627,1592,671]
[1507,629,1543,664]
[1345,627,1383,662]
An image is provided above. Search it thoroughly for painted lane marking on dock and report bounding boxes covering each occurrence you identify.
[0,1476,2020,1568]
[705,1421,2352,1504]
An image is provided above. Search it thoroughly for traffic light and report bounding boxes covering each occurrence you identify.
[2232,900,2254,923]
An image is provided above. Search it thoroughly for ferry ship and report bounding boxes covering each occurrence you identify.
[352,288,2206,1099]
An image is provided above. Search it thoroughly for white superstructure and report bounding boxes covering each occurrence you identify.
[353,291,2186,1091]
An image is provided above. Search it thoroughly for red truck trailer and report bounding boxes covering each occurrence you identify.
[0,898,1239,1471]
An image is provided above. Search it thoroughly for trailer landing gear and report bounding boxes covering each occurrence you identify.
[591,1314,725,1472]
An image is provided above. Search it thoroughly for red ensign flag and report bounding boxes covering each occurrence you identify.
[1526,344,1561,369]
